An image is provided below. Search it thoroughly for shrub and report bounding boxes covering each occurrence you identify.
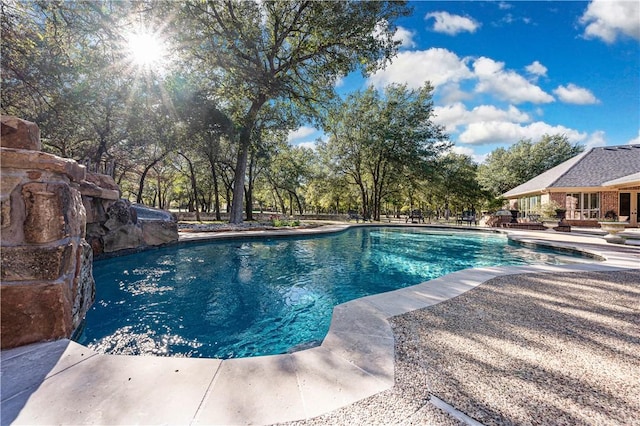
[271,217,300,227]
[531,201,562,219]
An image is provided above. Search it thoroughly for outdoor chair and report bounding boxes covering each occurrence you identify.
[458,211,478,225]
[406,209,425,223]
[527,214,541,223]
[347,210,361,222]
[347,210,371,223]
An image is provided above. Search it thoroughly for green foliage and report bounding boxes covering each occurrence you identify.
[5,1,539,223]
[477,135,584,197]
[322,83,450,220]
[428,152,488,213]
[2,1,411,223]
[178,0,411,223]
[530,201,562,219]
[271,217,300,227]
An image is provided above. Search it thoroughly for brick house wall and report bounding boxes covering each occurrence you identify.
[550,191,622,219]
[507,186,638,227]
[600,191,618,216]
[549,192,566,207]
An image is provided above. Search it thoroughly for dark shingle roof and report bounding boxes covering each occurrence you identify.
[503,144,640,197]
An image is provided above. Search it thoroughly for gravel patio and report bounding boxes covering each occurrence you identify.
[286,268,640,425]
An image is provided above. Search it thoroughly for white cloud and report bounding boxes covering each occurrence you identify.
[628,130,640,145]
[370,50,555,105]
[287,126,316,143]
[458,121,588,145]
[525,60,547,77]
[451,145,488,164]
[438,82,473,104]
[584,130,607,149]
[580,0,640,43]
[368,48,472,89]
[296,141,317,150]
[473,57,555,104]
[425,11,481,36]
[394,26,416,48]
[500,13,515,25]
[553,84,599,104]
[433,102,530,133]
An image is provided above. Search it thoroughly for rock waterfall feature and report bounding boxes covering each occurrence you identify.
[1,116,95,349]
[1,116,178,349]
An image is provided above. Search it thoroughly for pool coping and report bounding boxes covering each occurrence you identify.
[2,226,639,425]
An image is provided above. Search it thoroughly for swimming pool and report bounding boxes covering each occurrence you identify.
[75,227,569,359]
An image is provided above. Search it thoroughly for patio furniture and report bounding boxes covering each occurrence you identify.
[527,214,541,222]
[457,211,478,225]
[347,210,362,222]
[406,210,424,223]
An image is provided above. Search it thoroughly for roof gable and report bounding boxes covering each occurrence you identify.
[503,144,640,197]
[553,145,640,187]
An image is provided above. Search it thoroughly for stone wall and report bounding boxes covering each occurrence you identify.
[86,198,179,257]
[1,116,179,349]
[1,117,94,349]
[80,173,178,256]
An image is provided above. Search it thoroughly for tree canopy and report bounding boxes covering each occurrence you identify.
[477,135,584,196]
[178,0,410,222]
[2,1,580,222]
[322,83,450,220]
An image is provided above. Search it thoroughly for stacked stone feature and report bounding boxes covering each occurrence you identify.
[1,116,179,349]
[0,116,95,349]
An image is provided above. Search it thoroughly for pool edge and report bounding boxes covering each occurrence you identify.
[2,229,639,425]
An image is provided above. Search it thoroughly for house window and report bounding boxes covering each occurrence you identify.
[518,195,541,216]
[565,193,600,219]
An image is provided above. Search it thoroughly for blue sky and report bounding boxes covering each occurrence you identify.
[288,0,640,163]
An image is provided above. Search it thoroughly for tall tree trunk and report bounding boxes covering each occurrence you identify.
[212,165,221,221]
[357,181,369,219]
[288,192,293,216]
[157,173,163,209]
[245,150,256,221]
[288,190,303,215]
[229,97,265,224]
[373,181,383,221]
[179,152,200,222]
[271,190,284,214]
[274,188,286,214]
[244,186,252,221]
[136,165,152,205]
[230,132,249,223]
[136,153,168,204]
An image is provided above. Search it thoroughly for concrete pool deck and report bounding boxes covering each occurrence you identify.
[2,225,639,425]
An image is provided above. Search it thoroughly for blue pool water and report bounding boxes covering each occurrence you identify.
[76,227,568,359]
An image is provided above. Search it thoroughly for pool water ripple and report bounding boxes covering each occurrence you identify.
[76,227,571,359]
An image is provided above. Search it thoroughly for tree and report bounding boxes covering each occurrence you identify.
[321,84,450,221]
[429,152,488,214]
[179,0,410,223]
[2,1,130,160]
[263,143,315,215]
[477,135,584,196]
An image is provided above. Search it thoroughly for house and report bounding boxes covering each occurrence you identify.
[502,144,640,227]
